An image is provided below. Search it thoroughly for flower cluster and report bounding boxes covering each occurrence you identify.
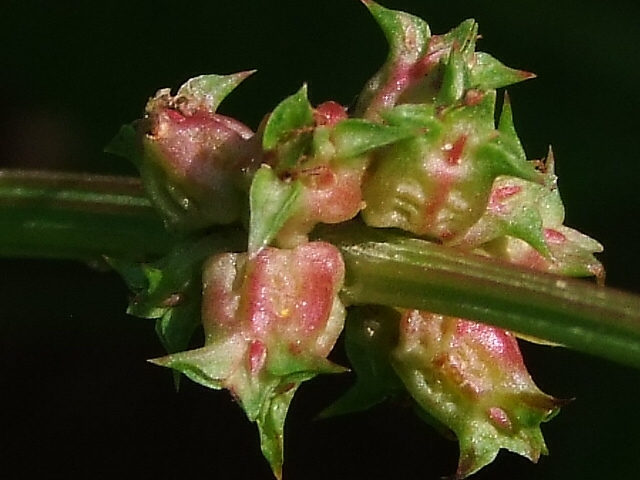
[107,1,603,478]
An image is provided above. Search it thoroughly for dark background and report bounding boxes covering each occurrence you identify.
[2,0,640,478]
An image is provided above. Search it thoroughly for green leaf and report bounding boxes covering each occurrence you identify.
[381,104,440,130]
[104,123,141,167]
[174,71,255,113]
[107,256,149,293]
[111,233,243,318]
[502,204,550,257]
[248,165,302,255]
[439,18,478,60]
[262,84,314,152]
[477,141,541,183]
[256,385,298,480]
[472,52,535,90]
[267,346,347,379]
[107,258,167,318]
[109,231,245,381]
[496,92,527,162]
[272,133,313,174]
[151,317,344,480]
[328,119,418,158]
[148,336,242,390]
[153,285,200,349]
[363,0,431,63]
[154,293,202,389]
[444,88,497,131]
[255,359,345,479]
[356,0,431,117]
[320,306,404,418]
[436,44,469,106]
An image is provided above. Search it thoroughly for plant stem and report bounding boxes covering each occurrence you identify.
[2,170,640,369]
[324,225,640,369]
[0,169,173,262]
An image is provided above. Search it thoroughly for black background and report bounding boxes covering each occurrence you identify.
[2,1,640,479]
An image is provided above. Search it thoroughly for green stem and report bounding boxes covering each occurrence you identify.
[323,224,640,369]
[0,169,173,261]
[3,170,640,369]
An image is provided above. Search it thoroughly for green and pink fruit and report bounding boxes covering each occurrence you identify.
[392,310,565,479]
[256,85,416,247]
[453,148,604,280]
[262,93,369,247]
[360,93,541,241]
[150,241,346,478]
[356,0,534,121]
[107,72,259,232]
[355,1,541,241]
[483,226,605,281]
